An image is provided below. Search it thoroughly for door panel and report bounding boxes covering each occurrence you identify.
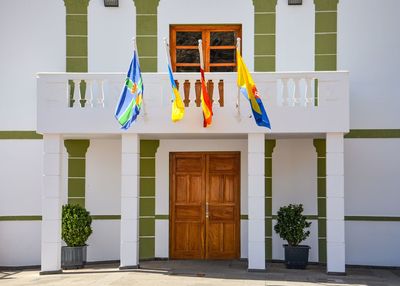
[170,152,240,260]
[170,154,205,259]
[206,154,240,259]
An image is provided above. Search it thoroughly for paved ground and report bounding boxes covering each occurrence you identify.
[1,260,400,286]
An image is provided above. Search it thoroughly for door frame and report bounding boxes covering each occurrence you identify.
[169,151,241,259]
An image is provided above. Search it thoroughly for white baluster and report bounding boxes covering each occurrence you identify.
[66,81,71,107]
[72,80,81,108]
[97,80,105,108]
[282,78,289,106]
[294,78,301,106]
[86,80,94,108]
[306,78,313,107]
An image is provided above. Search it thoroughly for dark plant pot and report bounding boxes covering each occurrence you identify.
[283,244,310,269]
[61,246,87,269]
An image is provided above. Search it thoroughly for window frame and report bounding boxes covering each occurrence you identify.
[170,24,242,72]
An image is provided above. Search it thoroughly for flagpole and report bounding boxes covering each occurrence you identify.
[132,37,146,116]
[163,37,174,103]
[236,37,241,116]
[198,40,205,70]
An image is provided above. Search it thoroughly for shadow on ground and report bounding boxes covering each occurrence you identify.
[59,260,400,285]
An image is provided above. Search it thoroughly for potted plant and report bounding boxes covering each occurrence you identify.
[61,204,93,269]
[274,204,311,269]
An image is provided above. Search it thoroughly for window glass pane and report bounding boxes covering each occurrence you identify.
[210,32,236,46]
[176,66,200,72]
[210,66,235,72]
[176,32,202,46]
[176,49,200,63]
[210,49,235,63]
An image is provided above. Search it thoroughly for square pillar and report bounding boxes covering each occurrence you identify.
[247,133,266,271]
[120,134,140,269]
[40,134,63,274]
[326,132,345,274]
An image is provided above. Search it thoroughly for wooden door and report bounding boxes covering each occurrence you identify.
[170,153,205,259]
[206,154,240,259]
[170,152,240,259]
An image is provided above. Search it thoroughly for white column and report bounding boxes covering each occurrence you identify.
[41,134,63,274]
[247,133,266,271]
[326,132,345,274]
[120,133,140,269]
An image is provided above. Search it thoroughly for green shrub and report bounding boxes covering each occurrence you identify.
[62,204,92,247]
[274,204,311,247]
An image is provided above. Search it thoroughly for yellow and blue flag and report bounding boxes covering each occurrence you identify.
[236,48,271,129]
[115,50,143,129]
[167,65,185,122]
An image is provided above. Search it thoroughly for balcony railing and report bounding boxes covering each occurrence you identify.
[37,71,349,135]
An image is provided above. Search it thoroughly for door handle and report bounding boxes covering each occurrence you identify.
[206,202,209,219]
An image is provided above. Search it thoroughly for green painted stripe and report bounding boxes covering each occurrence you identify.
[345,216,400,222]
[139,237,155,259]
[155,215,169,220]
[1,215,399,222]
[271,215,318,220]
[314,0,339,12]
[264,139,276,260]
[314,0,338,72]
[135,0,159,72]
[345,129,400,138]
[0,131,43,139]
[0,216,42,221]
[313,138,326,264]
[253,0,277,72]
[91,215,121,220]
[139,139,159,260]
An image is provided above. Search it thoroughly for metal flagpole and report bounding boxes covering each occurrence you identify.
[236,37,241,117]
[198,39,205,70]
[163,37,174,103]
[132,37,147,116]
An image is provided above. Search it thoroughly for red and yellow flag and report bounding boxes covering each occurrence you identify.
[200,67,212,127]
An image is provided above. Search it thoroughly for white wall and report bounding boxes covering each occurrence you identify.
[0,0,65,130]
[276,0,314,72]
[86,139,121,215]
[272,139,318,262]
[155,139,248,258]
[0,140,43,266]
[88,0,136,72]
[338,0,400,129]
[344,139,400,266]
[344,139,400,216]
[0,141,43,215]
[86,139,121,261]
[87,220,120,262]
[158,0,254,72]
[0,221,41,266]
[346,221,400,267]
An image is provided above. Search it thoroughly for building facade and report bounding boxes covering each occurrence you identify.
[1,0,399,273]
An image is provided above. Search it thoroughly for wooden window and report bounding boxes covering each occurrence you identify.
[170,25,242,72]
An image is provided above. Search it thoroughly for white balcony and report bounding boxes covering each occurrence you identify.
[36,71,349,135]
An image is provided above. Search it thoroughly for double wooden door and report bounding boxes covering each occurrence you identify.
[170,152,240,259]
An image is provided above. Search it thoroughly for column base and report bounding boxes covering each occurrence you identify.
[247,268,267,273]
[39,270,63,275]
[119,265,140,270]
[327,271,346,276]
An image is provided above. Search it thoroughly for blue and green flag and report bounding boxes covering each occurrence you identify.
[115,50,143,129]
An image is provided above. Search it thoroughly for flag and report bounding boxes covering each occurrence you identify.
[236,49,271,129]
[200,67,212,127]
[167,65,185,122]
[114,50,143,129]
